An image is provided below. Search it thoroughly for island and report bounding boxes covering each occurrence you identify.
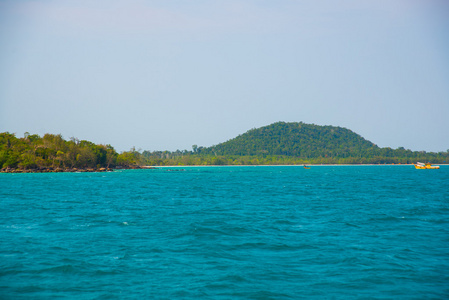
[1,122,448,172]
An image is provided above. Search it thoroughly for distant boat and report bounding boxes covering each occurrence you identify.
[303,165,310,169]
[414,162,440,169]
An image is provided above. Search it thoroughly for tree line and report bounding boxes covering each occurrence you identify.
[139,151,449,166]
[139,122,448,165]
[0,132,138,172]
[2,126,448,172]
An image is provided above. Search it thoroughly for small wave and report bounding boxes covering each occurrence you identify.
[368,215,405,222]
[220,274,250,284]
[344,222,361,228]
[16,285,46,293]
[273,219,296,226]
[37,264,78,274]
[180,223,258,238]
[93,269,123,276]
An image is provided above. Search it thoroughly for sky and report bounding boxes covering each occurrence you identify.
[1,0,448,153]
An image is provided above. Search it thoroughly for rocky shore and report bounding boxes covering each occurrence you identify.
[1,167,113,173]
[0,166,145,173]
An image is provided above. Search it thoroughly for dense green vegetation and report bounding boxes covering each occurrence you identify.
[142,122,449,165]
[2,122,448,171]
[0,132,138,172]
[140,150,448,166]
[201,122,378,157]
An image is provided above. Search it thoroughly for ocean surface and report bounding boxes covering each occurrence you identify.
[1,166,448,299]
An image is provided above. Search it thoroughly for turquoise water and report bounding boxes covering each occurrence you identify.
[1,166,448,299]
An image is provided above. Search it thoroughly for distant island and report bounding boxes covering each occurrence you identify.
[142,122,448,166]
[1,122,448,172]
[0,132,140,173]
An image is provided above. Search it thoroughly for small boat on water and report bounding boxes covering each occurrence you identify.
[303,165,310,169]
[414,162,440,169]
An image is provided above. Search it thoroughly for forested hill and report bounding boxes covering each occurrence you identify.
[201,122,379,158]
[3,123,448,170]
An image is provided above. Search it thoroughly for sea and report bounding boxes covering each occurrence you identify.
[1,166,448,299]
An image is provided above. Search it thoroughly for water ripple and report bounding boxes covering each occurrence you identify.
[1,166,448,298]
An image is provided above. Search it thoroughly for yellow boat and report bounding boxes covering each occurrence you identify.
[414,162,440,169]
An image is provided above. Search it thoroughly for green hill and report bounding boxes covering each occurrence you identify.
[202,122,379,159]
[6,122,445,170]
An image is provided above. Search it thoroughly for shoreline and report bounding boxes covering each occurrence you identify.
[0,166,149,173]
[2,164,445,173]
[147,163,448,167]
[0,167,114,173]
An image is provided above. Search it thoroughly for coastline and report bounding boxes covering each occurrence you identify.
[147,163,447,167]
[0,165,148,173]
[2,164,446,173]
[0,167,114,173]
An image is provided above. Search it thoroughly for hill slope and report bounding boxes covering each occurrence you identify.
[203,122,379,158]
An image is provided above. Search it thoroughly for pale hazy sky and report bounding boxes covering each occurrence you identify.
[1,0,448,152]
